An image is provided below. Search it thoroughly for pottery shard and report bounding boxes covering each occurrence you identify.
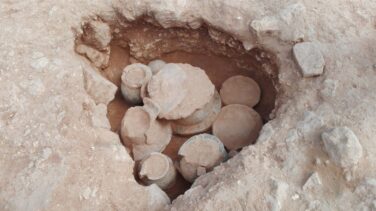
[213,104,263,150]
[82,67,117,105]
[250,16,280,34]
[293,42,325,77]
[178,134,227,182]
[82,20,112,50]
[148,63,188,116]
[162,64,215,120]
[220,75,261,107]
[321,127,363,169]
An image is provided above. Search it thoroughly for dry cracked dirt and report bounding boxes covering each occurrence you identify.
[1,0,376,210]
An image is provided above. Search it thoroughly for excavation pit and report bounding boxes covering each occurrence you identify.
[76,18,279,200]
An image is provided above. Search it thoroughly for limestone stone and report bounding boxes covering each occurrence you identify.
[213,104,263,150]
[321,127,363,169]
[250,16,280,35]
[82,66,117,105]
[293,42,325,77]
[76,44,110,69]
[256,123,275,143]
[91,104,111,129]
[82,20,112,50]
[354,178,376,210]
[320,79,338,98]
[296,111,324,140]
[267,179,289,211]
[303,172,322,191]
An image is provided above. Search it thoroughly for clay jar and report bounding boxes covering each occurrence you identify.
[120,99,172,161]
[147,63,215,120]
[172,91,221,135]
[177,134,227,182]
[147,63,188,116]
[139,152,176,190]
[220,75,261,107]
[121,63,152,104]
[212,104,263,150]
[148,59,166,75]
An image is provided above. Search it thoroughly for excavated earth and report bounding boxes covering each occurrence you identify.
[1,0,376,210]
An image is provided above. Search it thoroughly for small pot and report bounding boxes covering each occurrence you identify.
[139,152,176,189]
[121,63,152,105]
[177,134,227,182]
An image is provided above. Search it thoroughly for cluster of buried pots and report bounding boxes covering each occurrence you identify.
[120,60,263,190]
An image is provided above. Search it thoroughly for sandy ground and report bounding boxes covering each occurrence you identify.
[1,0,376,210]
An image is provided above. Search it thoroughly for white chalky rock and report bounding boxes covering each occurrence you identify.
[91,104,111,129]
[321,127,363,169]
[82,67,117,105]
[82,20,112,50]
[279,3,306,25]
[293,42,325,77]
[148,59,166,75]
[257,123,275,143]
[320,79,338,98]
[76,44,110,69]
[30,57,49,70]
[267,179,289,211]
[250,16,280,34]
[355,178,376,210]
[303,172,322,191]
[19,78,45,96]
[296,111,324,140]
